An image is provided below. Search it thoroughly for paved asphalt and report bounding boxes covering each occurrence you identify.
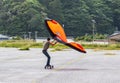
[0,48,120,83]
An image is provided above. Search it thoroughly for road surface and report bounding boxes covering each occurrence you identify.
[0,48,120,83]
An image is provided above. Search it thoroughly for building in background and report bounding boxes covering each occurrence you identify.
[109,31,120,43]
[0,34,10,41]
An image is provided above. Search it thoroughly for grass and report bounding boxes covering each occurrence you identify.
[19,46,30,50]
[0,40,43,50]
[0,40,120,51]
[0,40,68,51]
[82,43,120,50]
[50,44,69,52]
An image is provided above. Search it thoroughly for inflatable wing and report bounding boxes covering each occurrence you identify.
[45,19,86,53]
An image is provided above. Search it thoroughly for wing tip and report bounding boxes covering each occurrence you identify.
[78,49,86,53]
[83,51,87,53]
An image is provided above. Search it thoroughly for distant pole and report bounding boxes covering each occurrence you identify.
[28,32,31,40]
[63,24,64,27]
[23,32,27,39]
[92,19,96,43]
[35,31,38,41]
[115,27,118,32]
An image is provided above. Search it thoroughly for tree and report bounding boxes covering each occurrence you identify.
[62,0,91,36]
[0,0,119,37]
[107,0,120,30]
[85,0,114,34]
[0,0,47,37]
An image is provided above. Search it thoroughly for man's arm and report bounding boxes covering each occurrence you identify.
[50,40,57,46]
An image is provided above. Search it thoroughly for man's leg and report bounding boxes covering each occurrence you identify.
[42,50,51,66]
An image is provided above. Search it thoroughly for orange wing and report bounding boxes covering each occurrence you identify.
[66,42,86,53]
[45,20,67,42]
[45,19,86,53]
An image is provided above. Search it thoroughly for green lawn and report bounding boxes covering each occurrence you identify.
[0,40,120,51]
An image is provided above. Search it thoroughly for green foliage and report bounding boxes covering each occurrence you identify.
[12,36,23,40]
[0,0,120,37]
[30,42,43,48]
[82,43,120,50]
[0,0,47,36]
[0,40,34,48]
[19,46,30,50]
[0,40,120,50]
[74,33,107,41]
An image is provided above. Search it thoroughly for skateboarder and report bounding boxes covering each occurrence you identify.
[42,38,57,69]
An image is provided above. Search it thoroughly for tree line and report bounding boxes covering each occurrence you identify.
[0,0,120,38]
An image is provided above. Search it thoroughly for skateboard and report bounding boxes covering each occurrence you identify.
[44,65,54,69]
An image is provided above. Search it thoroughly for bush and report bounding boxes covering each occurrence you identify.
[19,46,30,50]
[74,33,107,42]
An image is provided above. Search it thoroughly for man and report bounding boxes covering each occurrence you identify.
[42,38,57,69]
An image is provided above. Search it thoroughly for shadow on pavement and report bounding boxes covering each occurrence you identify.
[55,68,89,71]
